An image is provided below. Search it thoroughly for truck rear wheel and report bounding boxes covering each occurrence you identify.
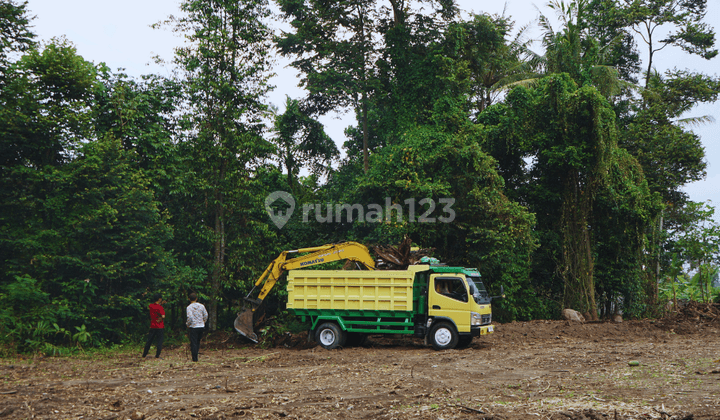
[315,322,346,350]
[429,322,459,350]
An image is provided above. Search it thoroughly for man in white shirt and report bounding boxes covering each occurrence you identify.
[186,292,208,362]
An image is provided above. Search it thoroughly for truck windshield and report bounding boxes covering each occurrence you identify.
[467,276,490,304]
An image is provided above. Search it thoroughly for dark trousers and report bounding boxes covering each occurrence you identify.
[142,328,164,358]
[188,327,204,362]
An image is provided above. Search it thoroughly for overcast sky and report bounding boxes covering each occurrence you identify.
[24,0,720,212]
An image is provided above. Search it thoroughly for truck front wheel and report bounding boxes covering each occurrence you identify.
[315,322,346,350]
[429,322,459,350]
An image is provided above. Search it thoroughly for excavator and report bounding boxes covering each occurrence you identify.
[234,241,376,342]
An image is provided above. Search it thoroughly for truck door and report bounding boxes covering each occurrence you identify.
[428,275,471,333]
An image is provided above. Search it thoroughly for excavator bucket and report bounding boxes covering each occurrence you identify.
[234,308,258,343]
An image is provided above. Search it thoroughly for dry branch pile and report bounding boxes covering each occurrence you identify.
[372,236,434,270]
[669,301,720,321]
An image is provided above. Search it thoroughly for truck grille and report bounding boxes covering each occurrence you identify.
[481,314,491,325]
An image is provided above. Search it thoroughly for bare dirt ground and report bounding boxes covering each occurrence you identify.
[2,307,720,420]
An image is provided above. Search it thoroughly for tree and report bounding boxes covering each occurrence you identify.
[1,38,97,287]
[620,0,718,86]
[576,1,720,300]
[478,0,718,317]
[0,0,35,84]
[93,68,182,173]
[481,74,658,318]
[671,202,720,303]
[275,0,459,173]
[352,124,542,320]
[458,13,537,116]
[0,38,180,348]
[271,97,338,192]
[621,70,719,207]
[46,136,175,341]
[586,0,641,83]
[352,8,473,153]
[539,0,623,97]
[0,37,96,168]
[168,0,276,330]
[91,67,205,332]
[317,19,546,320]
[0,135,176,348]
[616,68,719,300]
[275,0,377,173]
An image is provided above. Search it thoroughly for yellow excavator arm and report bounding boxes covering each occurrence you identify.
[234,241,375,342]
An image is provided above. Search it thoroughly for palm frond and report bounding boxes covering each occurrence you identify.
[675,115,716,127]
[496,75,544,90]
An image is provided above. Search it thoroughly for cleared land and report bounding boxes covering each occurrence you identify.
[2,308,720,419]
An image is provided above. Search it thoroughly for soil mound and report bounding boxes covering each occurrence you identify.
[654,302,720,335]
[214,312,720,351]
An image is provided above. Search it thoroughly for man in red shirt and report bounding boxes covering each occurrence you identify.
[142,293,165,359]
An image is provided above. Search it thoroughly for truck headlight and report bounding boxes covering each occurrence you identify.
[471,312,482,326]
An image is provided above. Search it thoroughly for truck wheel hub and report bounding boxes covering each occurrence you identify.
[319,329,336,346]
[434,328,452,346]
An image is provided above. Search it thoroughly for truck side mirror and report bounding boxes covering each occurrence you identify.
[491,285,505,300]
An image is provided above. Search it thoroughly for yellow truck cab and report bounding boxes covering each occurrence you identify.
[427,268,494,348]
[287,264,498,350]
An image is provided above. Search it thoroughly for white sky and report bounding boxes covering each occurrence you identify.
[24,0,720,212]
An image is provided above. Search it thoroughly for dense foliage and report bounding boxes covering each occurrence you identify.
[1,0,719,354]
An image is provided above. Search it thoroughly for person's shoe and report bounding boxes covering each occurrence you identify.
[155,356,164,360]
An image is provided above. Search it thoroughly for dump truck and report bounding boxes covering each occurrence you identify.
[234,242,500,350]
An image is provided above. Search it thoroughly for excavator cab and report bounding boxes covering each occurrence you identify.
[234,242,376,342]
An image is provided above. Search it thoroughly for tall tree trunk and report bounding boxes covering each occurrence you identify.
[561,171,597,318]
[644,21,653,88]
[359,5,370,174]
[285,143,294,191]
[209,160,226,332]
[649,212,663,308]
[389,0,405,26]
[362,95,369,173]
